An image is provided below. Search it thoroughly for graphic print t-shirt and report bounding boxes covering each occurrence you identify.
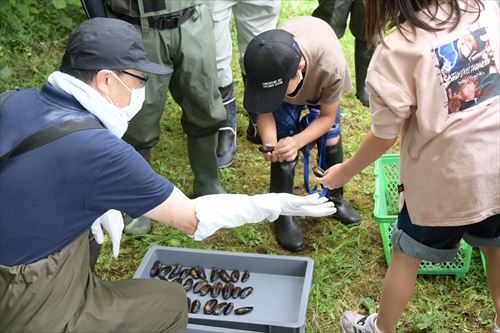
[435,26,500,113]
[366,1,500,226]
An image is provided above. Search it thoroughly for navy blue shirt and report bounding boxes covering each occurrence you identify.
[0,85,173,266]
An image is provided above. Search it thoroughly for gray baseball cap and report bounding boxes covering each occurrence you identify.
[63,18,171,75]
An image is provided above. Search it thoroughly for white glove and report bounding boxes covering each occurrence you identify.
[90,209,124,257]
[276,193,336,217]
[192,193,336,241]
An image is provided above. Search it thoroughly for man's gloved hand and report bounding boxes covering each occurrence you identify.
[90,209,124,257]
[192,193,335,241]
[276,193,336,217]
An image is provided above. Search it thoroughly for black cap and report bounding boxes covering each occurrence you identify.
[63,18,171,75]
[244,29,301,114]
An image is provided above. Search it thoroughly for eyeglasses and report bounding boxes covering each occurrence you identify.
[120,70,149,87]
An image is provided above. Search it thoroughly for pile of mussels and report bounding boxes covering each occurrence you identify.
[150,260,254,316]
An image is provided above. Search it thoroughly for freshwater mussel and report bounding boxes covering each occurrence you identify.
[195,266,207,280]
[232,286,242,299]
[199,284,211,297]
[190,299,201,313]
[179,268,191,279]
[190,267,200,279]
[210,267,219,282]
[183,278,194,292]
[210,282,223,298]
[150,260,162,277]
[158,265,172,280]
[241,270,250,283]
[223,302,234,315]
[240,286,253,299]
[219,269,231,283]
[222,282,234,300]
[234,306,253,315]
[168,263,183,280]
[213,302,227,316]
[203,299,218,315]
[230,269,240,283]
[193,280,208,294]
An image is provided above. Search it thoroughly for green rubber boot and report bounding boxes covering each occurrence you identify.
[124,149,152,235]
[354,39,374,107]
[188,133,226,198]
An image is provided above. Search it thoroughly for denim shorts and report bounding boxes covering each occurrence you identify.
[391,203,500,263]
[273,102,341,140]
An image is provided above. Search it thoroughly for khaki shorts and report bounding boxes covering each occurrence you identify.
[0,232,187,333]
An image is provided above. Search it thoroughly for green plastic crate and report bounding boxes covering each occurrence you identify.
[481,251,486,273]
[373,154,473,278]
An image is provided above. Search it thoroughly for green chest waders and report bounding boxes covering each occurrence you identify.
[105,0,227,199]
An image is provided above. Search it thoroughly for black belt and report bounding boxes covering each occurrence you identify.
[111,7,196,30]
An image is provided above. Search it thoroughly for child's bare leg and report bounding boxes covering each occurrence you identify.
[481,246,500,327]
[376,248,422,333]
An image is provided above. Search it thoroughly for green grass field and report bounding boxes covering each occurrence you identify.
[0,1,494,332]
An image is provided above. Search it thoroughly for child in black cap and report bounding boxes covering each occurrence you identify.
[244,16,360,252]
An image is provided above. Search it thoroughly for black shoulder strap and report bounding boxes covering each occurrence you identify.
[0,118,103,168]
[0,90,17,115]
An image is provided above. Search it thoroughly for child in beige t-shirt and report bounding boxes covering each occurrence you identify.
[318,1,500,332]
[243,17,361,252]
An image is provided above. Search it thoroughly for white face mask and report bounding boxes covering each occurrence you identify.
[109,71,145,121]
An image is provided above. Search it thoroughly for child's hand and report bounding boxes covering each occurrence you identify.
[275,137,300,162]
[317,163,352,190]
[258,145,275,162]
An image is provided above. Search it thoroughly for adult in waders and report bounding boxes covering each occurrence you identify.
[0,18,336,332]
[312,0,375,107]
[204,0,282,156]
[81,0,228,235]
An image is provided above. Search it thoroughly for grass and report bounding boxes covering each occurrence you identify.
[1,1,494,332]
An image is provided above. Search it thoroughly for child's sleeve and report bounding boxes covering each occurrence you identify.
[321,63,352,104]
[366,68,413,139]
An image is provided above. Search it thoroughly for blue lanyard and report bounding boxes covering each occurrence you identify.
[301,133,328,197]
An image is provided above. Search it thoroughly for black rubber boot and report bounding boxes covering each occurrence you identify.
[137,148,150,161]
[354,39,374,107]
[188,133,226,198]
[89,233,101,272]
[124,148,152,235]
[270,159,304,251]
[217,84,237,168]
[242,74,262,145]
[325,139,361,226]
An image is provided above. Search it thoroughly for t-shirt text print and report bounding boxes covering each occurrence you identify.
[435,27,500,114]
